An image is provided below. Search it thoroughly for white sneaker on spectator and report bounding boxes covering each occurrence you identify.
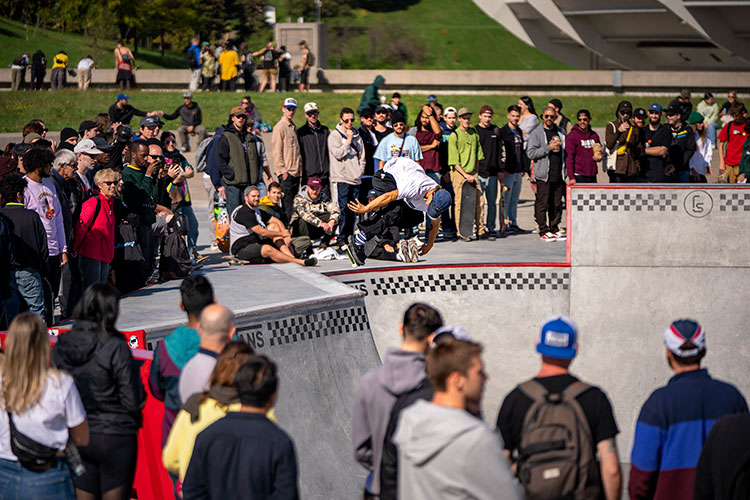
[540,232,556,242]
[554,230,566,241]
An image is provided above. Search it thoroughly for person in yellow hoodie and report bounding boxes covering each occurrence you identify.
[51,50,69,90]
[162,341,276,489]
[218,43,239,92]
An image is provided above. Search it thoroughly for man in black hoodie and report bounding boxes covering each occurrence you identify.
[30,50,46,90]
[0,172,49,322]
[297,102,330,200]
[664,104,697,183]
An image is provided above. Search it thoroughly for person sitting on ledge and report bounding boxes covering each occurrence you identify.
[229,185,316,267]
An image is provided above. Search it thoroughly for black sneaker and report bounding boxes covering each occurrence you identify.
[347,235,366,266]
[304,256,318,267]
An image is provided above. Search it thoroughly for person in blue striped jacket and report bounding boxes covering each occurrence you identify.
[629,319,748,500]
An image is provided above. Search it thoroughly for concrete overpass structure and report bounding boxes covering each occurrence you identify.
[473,0,750,70]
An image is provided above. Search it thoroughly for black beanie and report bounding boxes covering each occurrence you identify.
[391,110,405,125]
[60,127,78,143]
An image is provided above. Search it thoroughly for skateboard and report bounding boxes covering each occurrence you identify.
[458,179,477,239]
[213,192,230,253]
[226,257,251,266]
[498,177,507,237]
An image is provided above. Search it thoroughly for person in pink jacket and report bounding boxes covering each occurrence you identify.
[565,109,603,183]
[73,168,120,291]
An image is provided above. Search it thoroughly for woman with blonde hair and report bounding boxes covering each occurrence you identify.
[0,312,89,498]
[163,341,275,486]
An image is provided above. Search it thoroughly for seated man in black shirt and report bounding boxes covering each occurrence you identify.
[496,316,622,500]
[229,186,316,267]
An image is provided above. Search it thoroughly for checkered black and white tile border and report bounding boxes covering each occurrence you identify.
[719,192,750,212]
[264,305,370,347]
[360,271,569,296]
[572,192,678,212]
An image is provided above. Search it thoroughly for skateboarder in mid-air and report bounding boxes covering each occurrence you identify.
[345,157,452,267]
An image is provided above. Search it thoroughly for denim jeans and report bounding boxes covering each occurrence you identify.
[335,182,360,238]
[0,458,76,500]
[425,171,442,234]
[175,205,200,250]
[707,122,719,146]
[5,268,45,322]
[503,172,523,226]
[478,175,499,232]
[79,256,110,292]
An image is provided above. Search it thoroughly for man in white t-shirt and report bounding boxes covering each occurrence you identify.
[76,55,95,90]
[345,157,452,266]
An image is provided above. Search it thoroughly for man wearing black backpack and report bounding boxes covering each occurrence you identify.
[496,316,622,500]
[30,50,47,90]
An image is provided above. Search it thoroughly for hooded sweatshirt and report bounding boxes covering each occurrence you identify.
[393,400,522,500]
[352,348,427,495]
[565,125,601,178]
[358,75,386,115]
[328,124,366,185]
[51,320,146,436]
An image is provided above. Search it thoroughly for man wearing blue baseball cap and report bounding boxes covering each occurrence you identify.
[629,319,748,500]
[345,157,452,266]
[496,316,622,500]
[108,93,162,126]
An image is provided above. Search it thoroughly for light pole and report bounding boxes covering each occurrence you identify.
[316,0,322,22]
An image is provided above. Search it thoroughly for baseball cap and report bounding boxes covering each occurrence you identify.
[22,132,41,144]
[444,106,458,116]
[679,89,691,99]
[0,156,18,178]
[367,189,378,198]
[663,319,705,357]
[479,105,493,115]
[432,325,471,345]
[688,111,704,125]
[665,104,681,116]
[78,120,96,133]
[549,98,563,110]
[427,189,451,220]
[648,103,663,113]
[375,105,390,114]
[306,177,322,188]
[183,92,193,99]
[116,93,129,101]
[536,316,578,360]
[230,105,246,116]
[304,102,319,113]
[74,138,104,155]
[427,94,437,102]
[359,108,374,118]
[458,107,472,117]
[283,97,298,108]
[139,116,161,127]
[633,108,647,119]
[391,110,406,125]
[91,136,114,152]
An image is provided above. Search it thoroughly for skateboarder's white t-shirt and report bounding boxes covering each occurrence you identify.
[383,157,438,212]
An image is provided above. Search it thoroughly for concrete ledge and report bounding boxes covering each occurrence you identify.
[3,68,750,92]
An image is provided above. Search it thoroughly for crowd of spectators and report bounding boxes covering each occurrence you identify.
[1,86,749,325]
[2,271,747,500]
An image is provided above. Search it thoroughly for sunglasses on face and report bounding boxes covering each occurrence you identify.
[101,180,119,186]
[233,114,247,119]
[342,118,354,123]
[165,139,176,145]
[542,115,555,119]
[306,111,319,116]
[577,117,589,122]
[148,155,163,160]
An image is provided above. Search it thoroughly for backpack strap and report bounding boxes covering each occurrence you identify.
[518,380,549,402]
[562,380,593,400]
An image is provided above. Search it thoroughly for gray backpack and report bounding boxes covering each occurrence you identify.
[516,380,600,500]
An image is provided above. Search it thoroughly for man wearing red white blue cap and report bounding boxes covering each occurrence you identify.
[496,316,622,500]
[629,319,748,500]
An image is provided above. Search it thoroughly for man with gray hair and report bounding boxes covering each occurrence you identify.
[179,304,236,403]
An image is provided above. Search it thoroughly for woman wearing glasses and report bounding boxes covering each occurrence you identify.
[73,168,121,290]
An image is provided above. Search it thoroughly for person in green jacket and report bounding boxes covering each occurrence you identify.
[121,141,162,280]
[389,92,408,124]
[358,75,386,116]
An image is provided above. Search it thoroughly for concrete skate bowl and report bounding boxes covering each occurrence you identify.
[326,184,750,464]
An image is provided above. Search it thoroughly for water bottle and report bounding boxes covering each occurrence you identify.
[65,441,86,477]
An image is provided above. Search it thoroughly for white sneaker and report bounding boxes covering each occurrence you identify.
[397,240,410,262]
[554,230,566,241]
[407,238,420,262]
[540,232,556,242]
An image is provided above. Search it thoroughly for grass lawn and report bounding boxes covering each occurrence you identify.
[324,0,571,70]
[0,89,694,134]
[0,17,185,69]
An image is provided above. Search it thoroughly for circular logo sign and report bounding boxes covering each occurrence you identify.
[684,190,713,218]
[128,335,140,349]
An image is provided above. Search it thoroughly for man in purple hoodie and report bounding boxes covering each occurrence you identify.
[352,303,443,499]
[565,109,602,183]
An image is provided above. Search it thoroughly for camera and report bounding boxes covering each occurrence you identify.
[117,125,133,143]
